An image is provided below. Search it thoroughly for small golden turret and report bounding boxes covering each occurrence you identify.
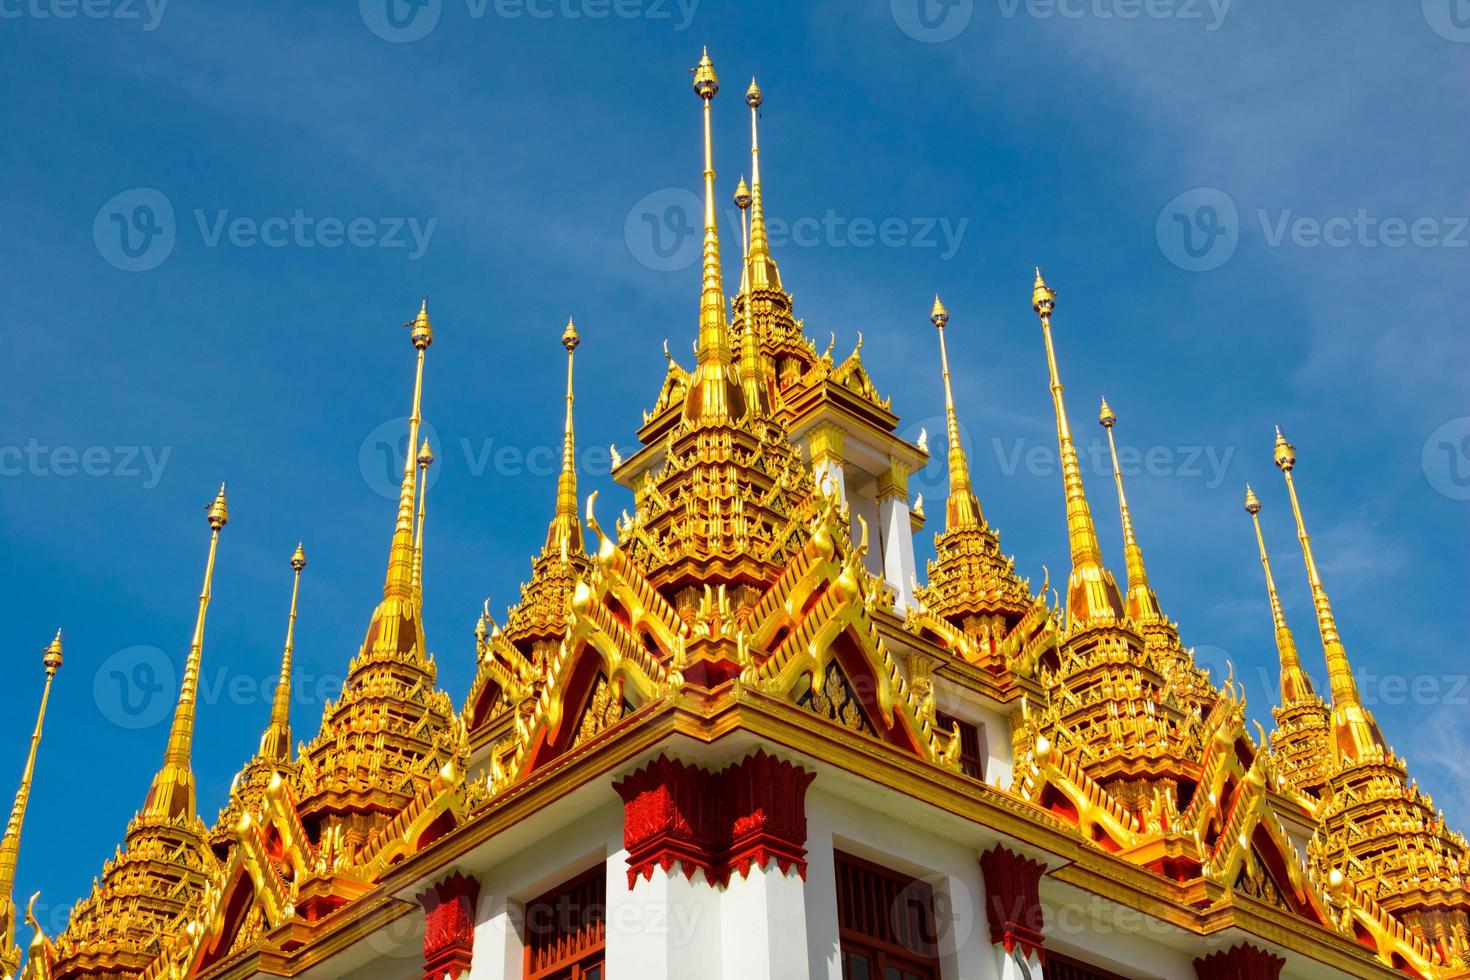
[1244,486,1317,707]
[384,302,434,601]
[1030,270,1123,628]
[413,437,434,603]
[0,633,62,978]
[683,49,745,423]
[1097,397,1166,625]
[744,76,781,293]
[143,483,228,822]
[258,545,306,763]
[931,295,982,531]
[546,317,584,557]
[1273,428,1386,762]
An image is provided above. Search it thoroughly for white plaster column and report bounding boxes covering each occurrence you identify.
[876,461,917,612]
[603,855,721,978]
[807,423,847,508]
[801,806,842,980]
[720,863,813,980]
[467,895,523,980]
[997,945,1044,980]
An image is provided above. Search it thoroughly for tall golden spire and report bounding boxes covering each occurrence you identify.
[1244,486,1316,707]
[546,317,583,556]
[1097,398,1165,623]
[1031,270,1123,626]
[744,77,781,292]
[931,295,982,530]
[1273,428,1385,760]
[258,545,306,763]
[142,483,228,821]
[683,48,745,422]
[385,301,433,601]
[413,437,434,602]
[734,176,771,418]
[0,632,62,973]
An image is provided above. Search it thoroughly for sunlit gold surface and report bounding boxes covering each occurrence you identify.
[21,52,1468,980]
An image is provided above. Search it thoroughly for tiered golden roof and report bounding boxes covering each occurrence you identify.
[13,50,1469,980]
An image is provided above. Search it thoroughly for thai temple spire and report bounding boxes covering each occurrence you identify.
[143,483,229,822]
[546,317,582,556]
[258,545,306,763]
[385,301,433,602]
[413,437,434,602]
[1097,399,1165,624]
[683,48,744,423]
[931,295,982,531]
[1273,428,1386,762]
[1244,486,1316,707]
[0,632,62,977]
[744,77,781,293]
[1030,270,1123,627]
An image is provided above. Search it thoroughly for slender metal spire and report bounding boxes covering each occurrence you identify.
[258,545,306,763]
[1274,428,1385,759]
[0,632,62,969]
[733,176,771,418]
[142,483,228,821]
[384,301,433,600]
[682,49,744,423]
[1031,270,1123,626]
[412,437,434,603]
[931,295,982,530]
[744,77,781,292]
[545,317,583,556]
[1098,398,1164,623]
[1244,486,1316,707]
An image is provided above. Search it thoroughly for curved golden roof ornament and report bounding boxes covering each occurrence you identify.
[1097,397,1165,624]
[1030,270,1123,627]
[142,483,228,822]
[683,49,745,423]
[1273,428,1386,761]
[258,545,306,763]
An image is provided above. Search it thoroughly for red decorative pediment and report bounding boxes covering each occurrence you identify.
[614,752,816,887]
[979,845,1048,960]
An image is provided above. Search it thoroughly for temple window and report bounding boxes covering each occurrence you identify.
[523,866,606,980]
[934,712,986,780]
[834,851,942,980]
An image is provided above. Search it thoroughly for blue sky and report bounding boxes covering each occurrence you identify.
[0,0,1466,938]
